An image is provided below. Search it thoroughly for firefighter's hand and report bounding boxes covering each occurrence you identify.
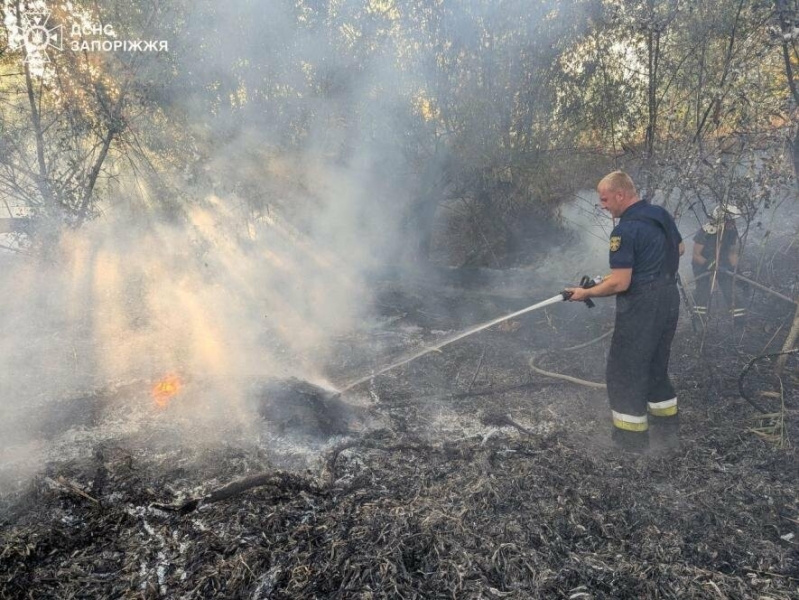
[564,287,589,302]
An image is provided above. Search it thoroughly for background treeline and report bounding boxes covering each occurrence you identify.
[1,0,797,265]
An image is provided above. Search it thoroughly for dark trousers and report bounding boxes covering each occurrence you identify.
[692,266,746,318]
[606,280,680,430]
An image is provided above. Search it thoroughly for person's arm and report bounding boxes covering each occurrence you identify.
[669,216,684,257]
[728,240,740,268]
[692,241,707,266]
[565,268,632,302]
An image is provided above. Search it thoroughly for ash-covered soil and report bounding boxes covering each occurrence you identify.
[2,265,798,599]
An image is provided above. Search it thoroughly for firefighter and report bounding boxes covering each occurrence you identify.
[691,205,746,322]
[566,171,684,452]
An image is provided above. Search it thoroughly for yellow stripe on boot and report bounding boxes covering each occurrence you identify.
[612,411,649,432]
[648,398,678,417]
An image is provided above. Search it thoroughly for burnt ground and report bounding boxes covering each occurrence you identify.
[1,262,799,598]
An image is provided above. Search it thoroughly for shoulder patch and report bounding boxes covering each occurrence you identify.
[610,236,622,252]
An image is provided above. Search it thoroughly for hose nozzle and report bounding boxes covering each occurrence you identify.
[562,275,604,308]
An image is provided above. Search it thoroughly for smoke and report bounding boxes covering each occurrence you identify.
[0,0,599,495]
[0,202,353,483]
[3,0,796,502]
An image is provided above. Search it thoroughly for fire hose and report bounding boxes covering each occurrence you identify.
[737,348,799,414]
[337,275,604,395]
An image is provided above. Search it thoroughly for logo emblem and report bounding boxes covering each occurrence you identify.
[3,2,63,71]
[610,236,621,252]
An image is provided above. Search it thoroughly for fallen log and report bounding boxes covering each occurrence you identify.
[153,471,325,515]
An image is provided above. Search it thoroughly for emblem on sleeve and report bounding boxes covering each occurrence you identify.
[609,236,621,252]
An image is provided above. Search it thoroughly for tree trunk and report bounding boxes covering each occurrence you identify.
[792,127,799,189]
[777,301,799,374]
[23,44,56,213]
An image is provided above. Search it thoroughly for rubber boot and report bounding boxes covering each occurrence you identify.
[650,414,680,452]
[611,427,650,453]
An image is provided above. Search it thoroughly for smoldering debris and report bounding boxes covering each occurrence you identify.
[2,210,799,599]
[250,377,362,438]
[1,419,797,599]
[2,263,799,599]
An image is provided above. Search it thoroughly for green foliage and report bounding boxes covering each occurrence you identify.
[0,0,795,262]
[0,0,185,229]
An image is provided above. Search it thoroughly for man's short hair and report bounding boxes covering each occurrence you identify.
[598,171,637,196]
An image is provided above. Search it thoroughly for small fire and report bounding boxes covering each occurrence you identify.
[152,374,182,408]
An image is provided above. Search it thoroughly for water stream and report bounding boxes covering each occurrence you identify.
[338,293,566,394]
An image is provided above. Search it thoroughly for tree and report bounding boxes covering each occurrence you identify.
[0,0,177,235]
[772,0,799,369]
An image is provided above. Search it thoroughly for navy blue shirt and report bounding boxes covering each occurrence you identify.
[609,201,682,287]
[693,223,739,269]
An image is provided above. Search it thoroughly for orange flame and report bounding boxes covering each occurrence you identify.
[152,374,182,408]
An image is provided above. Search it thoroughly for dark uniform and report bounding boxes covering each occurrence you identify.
[692,222,745,320]
[606,201,681,446]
